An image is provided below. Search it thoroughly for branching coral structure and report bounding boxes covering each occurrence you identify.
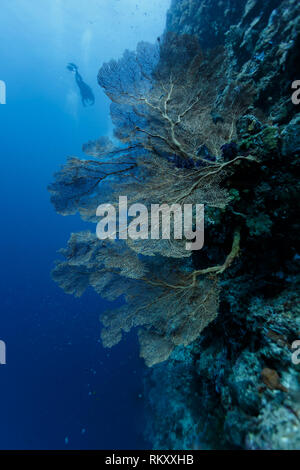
[49,33,259,366]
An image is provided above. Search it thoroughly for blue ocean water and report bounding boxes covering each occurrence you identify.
[0,0,170,449]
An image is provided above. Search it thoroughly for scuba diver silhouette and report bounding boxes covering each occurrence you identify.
[67,63,95,107]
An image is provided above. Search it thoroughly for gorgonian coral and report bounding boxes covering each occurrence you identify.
[49,33,257,366]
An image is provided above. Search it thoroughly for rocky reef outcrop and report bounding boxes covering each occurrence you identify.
[145,0,300,450]
[167,0,300,124]
[146,281,300,450]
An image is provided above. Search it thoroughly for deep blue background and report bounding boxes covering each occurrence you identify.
[0,0,170,449]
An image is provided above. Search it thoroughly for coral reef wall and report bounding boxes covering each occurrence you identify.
[145,0,300,450]
[167,0,300,123]
[166,0,246,48]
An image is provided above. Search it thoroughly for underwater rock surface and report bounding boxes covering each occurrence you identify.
[145,0,300,450]
[146,284,300,450]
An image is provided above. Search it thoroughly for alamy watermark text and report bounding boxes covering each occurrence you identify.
[0,80,6,104]
[96,196,204,250]
[0,340,6,365]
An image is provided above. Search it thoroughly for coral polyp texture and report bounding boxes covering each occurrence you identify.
[50,0,300,449]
